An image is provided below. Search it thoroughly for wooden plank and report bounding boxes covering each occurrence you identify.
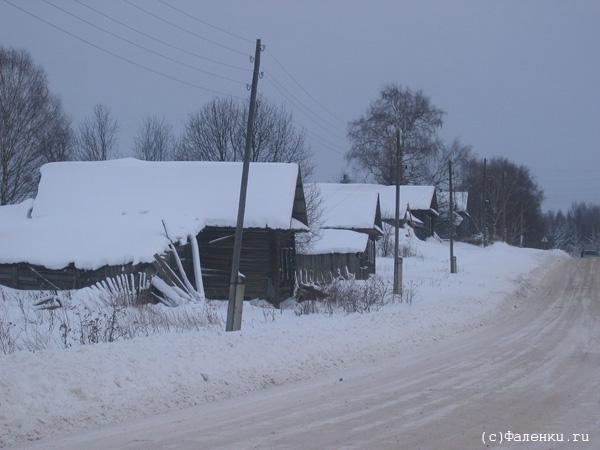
[152,254,187,293]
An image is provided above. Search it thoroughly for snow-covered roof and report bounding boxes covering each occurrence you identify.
[299,229,369,255]
[0,158,306,271]
[313,183,382,232]
[322,184,437,219]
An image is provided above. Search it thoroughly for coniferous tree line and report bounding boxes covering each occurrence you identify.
[544,203,600,256]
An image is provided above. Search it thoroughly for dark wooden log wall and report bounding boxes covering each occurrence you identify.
[295,237,376,283]
[0,227,297,304]
[0,261,156,291]
[191,227,295,303]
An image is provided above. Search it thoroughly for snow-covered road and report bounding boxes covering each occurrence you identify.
[8,256,599,449]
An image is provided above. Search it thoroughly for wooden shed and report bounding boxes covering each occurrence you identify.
[296,183,382,281]
[329,184,439,240]
[0,159,307,303]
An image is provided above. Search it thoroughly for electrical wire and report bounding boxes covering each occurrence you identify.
[74,0,251,73]
[3,0,246,99]
[123,0,250,57]
[154,0,352,156]
[263,68,347,137]
[263,74,347,150]
[42,0,247,85]
[156,0,255,44]
[266,48,348,127]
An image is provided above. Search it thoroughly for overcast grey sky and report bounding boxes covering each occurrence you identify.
[1,0,599,213]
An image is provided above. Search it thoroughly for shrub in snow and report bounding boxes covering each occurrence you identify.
[295,275,395,316]
[0,284,223,355]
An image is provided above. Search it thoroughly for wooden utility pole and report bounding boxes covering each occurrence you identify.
[520,192,524,248]
[501,168,506,242]
[393,129,402,295]
[483,158,487,248]
[449,161,456,273]
[226,38,262,332]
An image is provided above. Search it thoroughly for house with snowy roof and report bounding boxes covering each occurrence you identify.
[296,183,382,281]
[436,190,474,239]
[326,184,439,240]
[0,158,308,303]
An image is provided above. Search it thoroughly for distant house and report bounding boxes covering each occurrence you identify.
[436,191,474,239]
[0,158,308,303]
[324,184,439,240]
[296,183,382,281]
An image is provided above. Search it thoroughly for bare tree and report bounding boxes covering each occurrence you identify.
[347,84,444,185]
[36,95,75,164]
[179,96,314,179]
[459,156,545,247]
[132,115,175,161]
[424,138,473,188]
[295,182,324,254]
[179,97,239,162]
[251,99,314,180]
[0,46,74,205]
[76,104,119,161]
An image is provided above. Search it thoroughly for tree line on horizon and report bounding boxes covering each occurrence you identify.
[2,46,594,252]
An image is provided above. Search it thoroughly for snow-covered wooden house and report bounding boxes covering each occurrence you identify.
[436,191,474,239]
[325,184,439,240]
[296,183,382,281]
[0,158,308,303]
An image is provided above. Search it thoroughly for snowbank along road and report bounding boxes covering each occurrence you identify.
[9,257,600,449]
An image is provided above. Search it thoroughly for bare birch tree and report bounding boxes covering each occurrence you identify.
[179,96,314,179]
[0,46,74,205]
[132,115,175,161]
[76,104,119,161]
[347,84,444,185]
[179,97,239,162]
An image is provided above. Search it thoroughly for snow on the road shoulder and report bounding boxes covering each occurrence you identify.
[0,240,569,447]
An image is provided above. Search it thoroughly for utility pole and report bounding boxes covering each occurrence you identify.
[226,38,262,332]
[520,191,524,248]
[483,158,487,248]
[393,128,402,295]
[501,168,506,242]
[449,161,457,273]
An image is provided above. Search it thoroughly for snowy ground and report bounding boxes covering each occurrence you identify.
[0,236,568,447]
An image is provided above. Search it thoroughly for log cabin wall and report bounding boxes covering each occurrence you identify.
[295,236,376,283]
[192,226,296,303]
[0,227,297,304]
[0,261,156,291]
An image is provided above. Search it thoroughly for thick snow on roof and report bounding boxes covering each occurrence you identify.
[313,183,380,231]
[0,159,303,270]
[300,229,369,255]
[320,184,436,219]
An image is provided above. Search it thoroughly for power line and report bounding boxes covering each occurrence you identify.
[303,128,346,156]
[74,0,251,73]
[263,68,347,137]
[43,0,247,85]
[263,74,347,148]
[3,0,245,99]
[261,74,349,156]
[266,48,348,127]
[123,0,250,57]
[137,1,352,145]
[157,0,254,45]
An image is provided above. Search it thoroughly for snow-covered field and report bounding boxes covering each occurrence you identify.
[0,234,568,447]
